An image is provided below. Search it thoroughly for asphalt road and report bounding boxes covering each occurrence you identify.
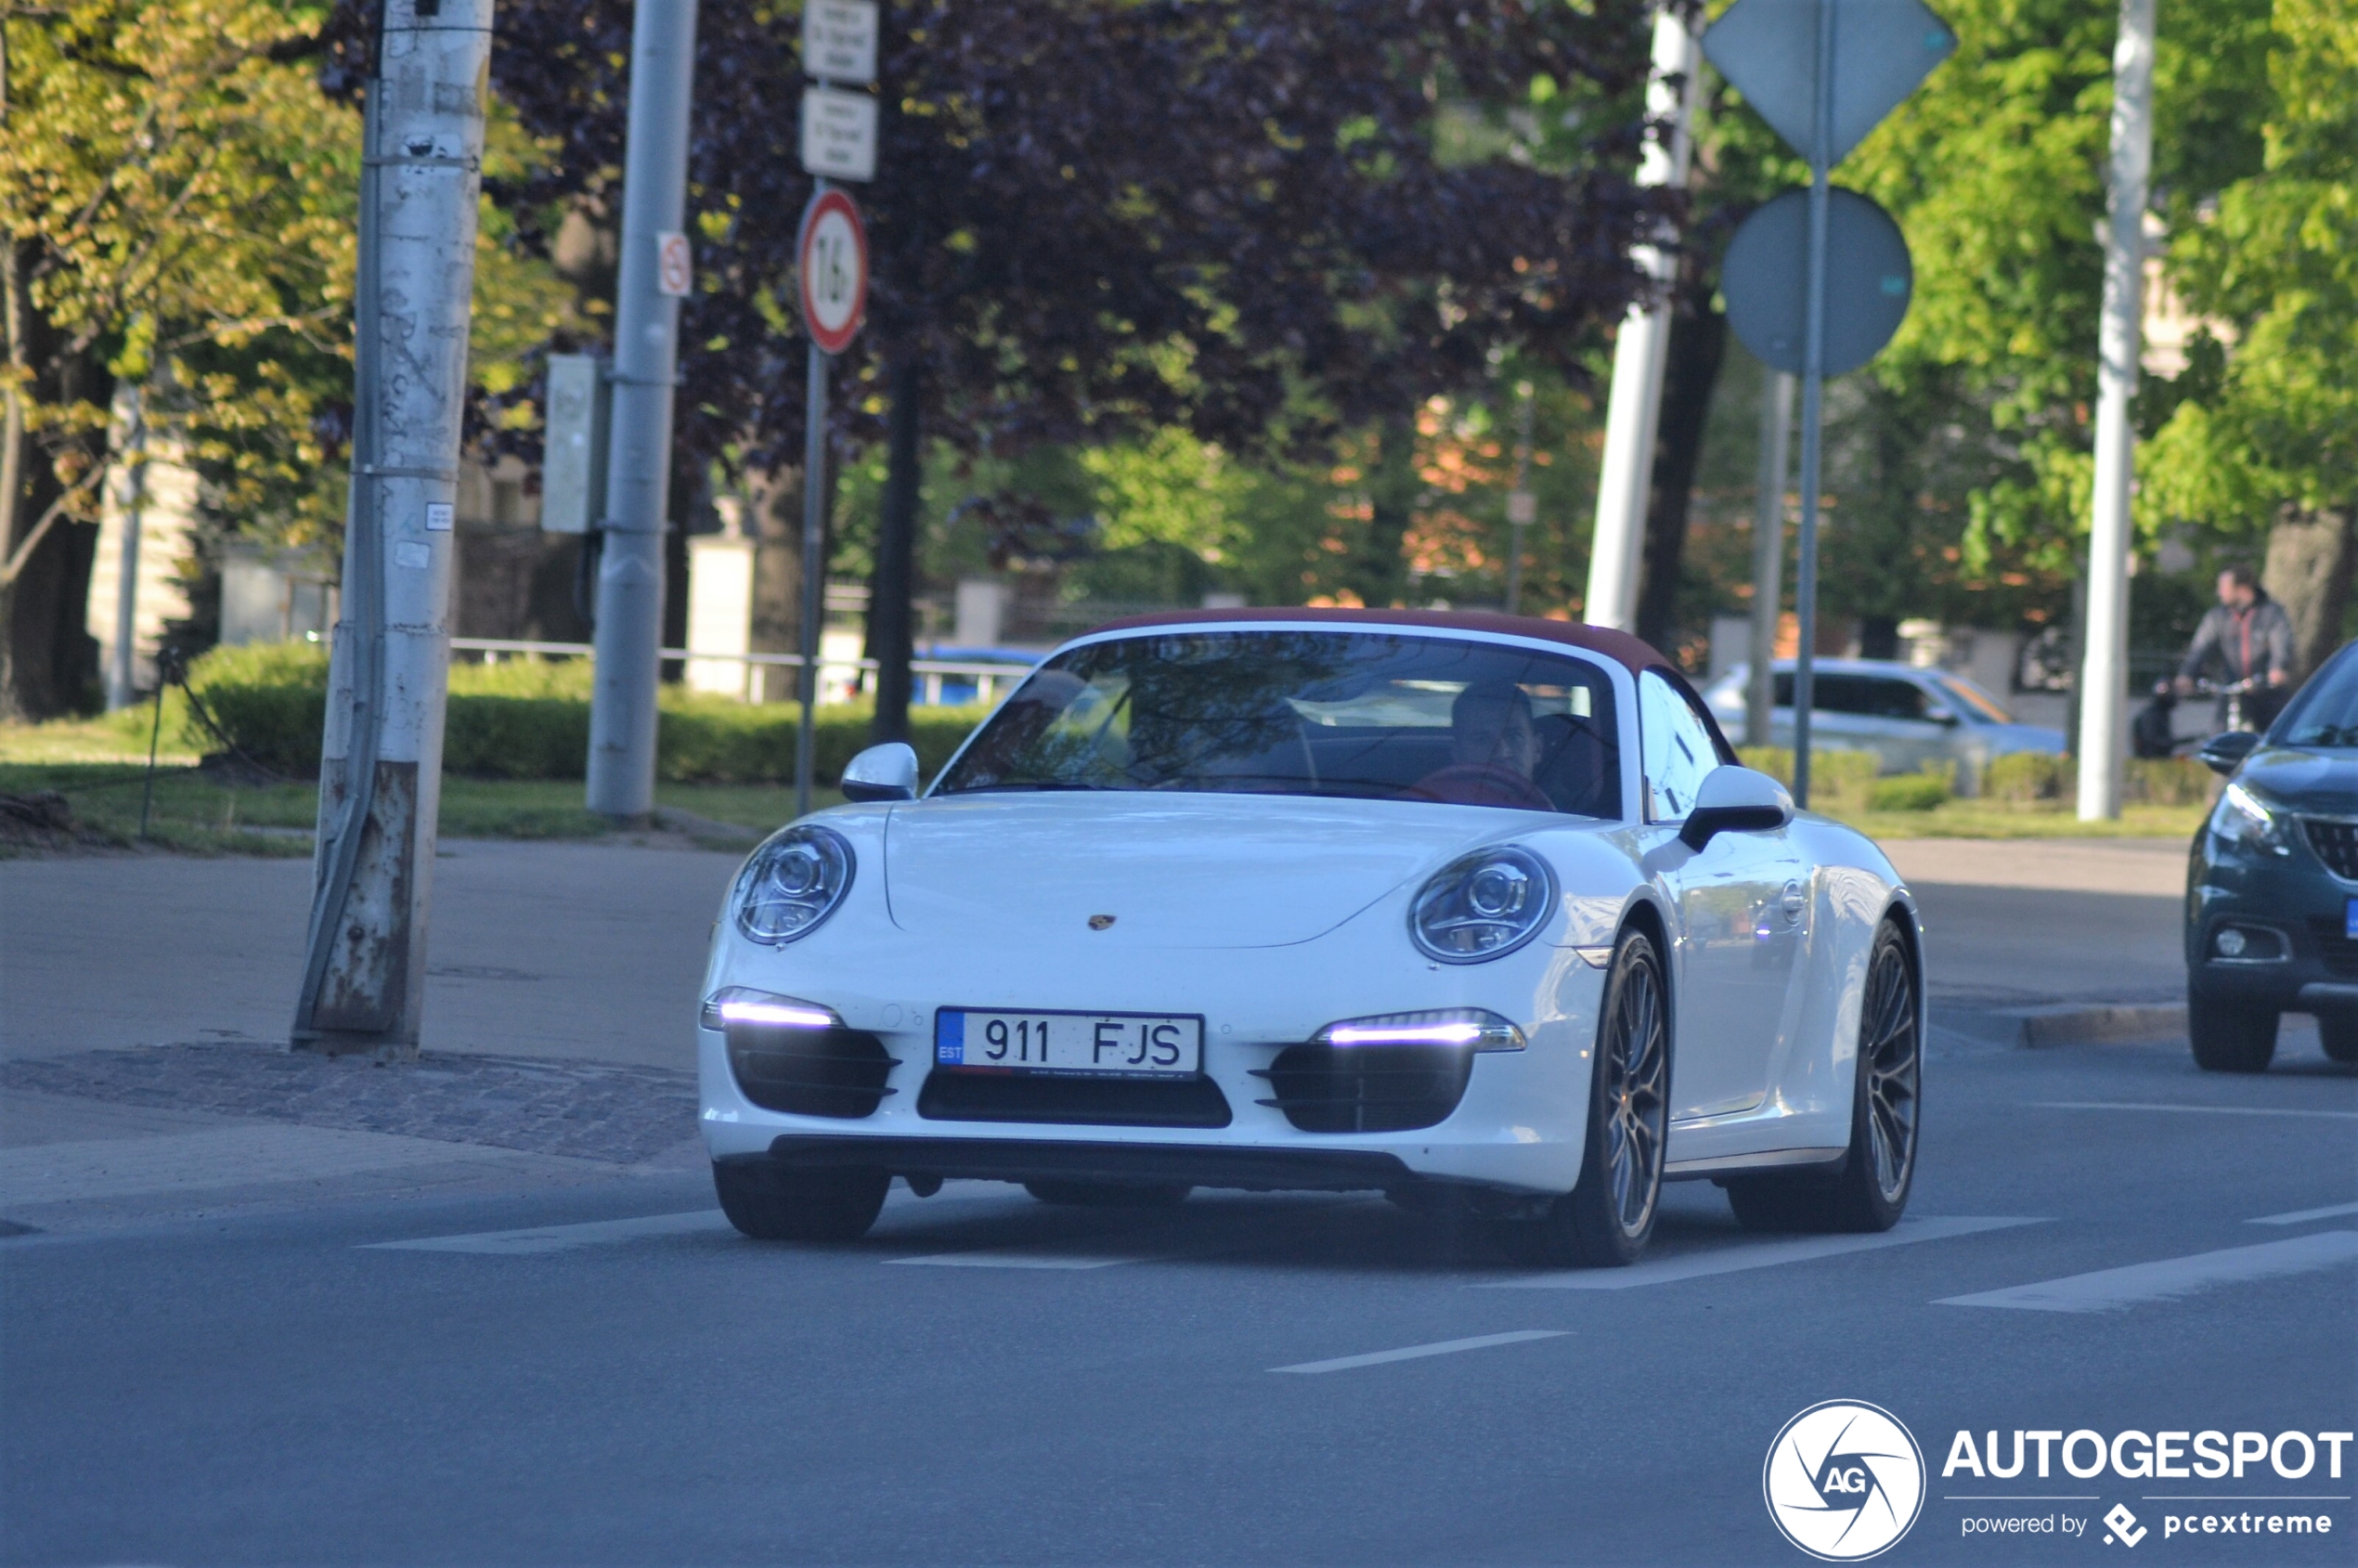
[4,1032,2352,1566]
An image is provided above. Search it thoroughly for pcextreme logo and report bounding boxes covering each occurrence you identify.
[1765,1400,1928,1561]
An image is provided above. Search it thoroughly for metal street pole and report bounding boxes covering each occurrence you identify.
[796,236,831,823]
[106,385,148,711]
[586,0,701,822]
[2076,0,2154,822]
[1791,0,1835,810]
[292,0,490,1056]
[1745,370,1794,747]
[1583,6,1700,632]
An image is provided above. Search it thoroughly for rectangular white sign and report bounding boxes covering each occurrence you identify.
[799,85,877,182]
[802,0,878,84]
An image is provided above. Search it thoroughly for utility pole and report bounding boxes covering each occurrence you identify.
[106,385,148,711]
[1745,370,1794,747]
[586,0,702,822]
[292,0,491,1056]
[2076,0,2154,821]
[1583,6,1700,633]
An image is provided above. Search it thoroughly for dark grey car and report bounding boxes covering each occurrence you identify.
[2185,638,2358,1070]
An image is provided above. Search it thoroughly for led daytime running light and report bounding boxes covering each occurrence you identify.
[701,988,840,1031]
[1315,1009,1525,1052]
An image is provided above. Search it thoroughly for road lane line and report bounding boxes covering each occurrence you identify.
[1272,1329,1568,1375]
[1476,1215,2043,1290]
[1936,1230,2358,1313]
[366,1211,730,1254]
[2030,1101,2358,1121]
[2249,1200,2358,1225]
[887,1248,1154,1269]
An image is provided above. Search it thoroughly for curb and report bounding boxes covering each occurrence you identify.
[2004,1003,2186,1048]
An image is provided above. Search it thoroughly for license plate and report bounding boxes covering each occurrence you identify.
[935,1008,1203,1077]
[2347,898,2357,941]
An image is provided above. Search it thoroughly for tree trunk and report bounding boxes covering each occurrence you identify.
[0,330,109,721]
[867,350,923,745]
[1633,296,1728,655]
[1354,406,1419,609]
[2261,503,2354,682]
[743,460,804,704]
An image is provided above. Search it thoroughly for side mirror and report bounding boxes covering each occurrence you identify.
[2197,730,2261,777]
[1923,702,1961,727]
[1679,764,1795,850]
[841,742,920,803]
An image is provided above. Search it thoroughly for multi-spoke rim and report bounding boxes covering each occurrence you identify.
[1859,936,1920,1202]
[1600,948,1669,1236]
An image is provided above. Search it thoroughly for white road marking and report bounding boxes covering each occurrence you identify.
[0,1126,488,1208]
[1476,1214,2042,1290]
[1937,1230,2358,1314]
[2030,1100,2358,1121]
[1272,1329,1569,1375]
[887,1248,1153,1270]
[365,1211,730,1254]
[2248,1200,2358,1226]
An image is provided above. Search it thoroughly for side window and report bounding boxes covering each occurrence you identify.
[1639,670,1718,822]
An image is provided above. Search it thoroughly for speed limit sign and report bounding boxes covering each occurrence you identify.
[797,188,869,356]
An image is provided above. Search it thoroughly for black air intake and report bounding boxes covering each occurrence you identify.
[1253,1043,1473,1134]
[727,1025,896,1118]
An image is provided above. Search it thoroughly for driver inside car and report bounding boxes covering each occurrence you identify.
[1410,680,1555,809]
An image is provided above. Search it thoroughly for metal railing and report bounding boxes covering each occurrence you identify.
[447,638,1037,706]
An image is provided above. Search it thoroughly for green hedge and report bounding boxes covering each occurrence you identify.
[174,641,990,784]
[1734,745,1881,808]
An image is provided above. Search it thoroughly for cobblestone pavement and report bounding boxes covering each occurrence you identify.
[0,1044,697,1165]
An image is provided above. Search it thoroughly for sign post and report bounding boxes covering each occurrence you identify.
[795,1,876,821]
[1704,0,1952,805]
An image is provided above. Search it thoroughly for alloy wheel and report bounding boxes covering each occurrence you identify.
[1600,949,1669,1236]
[1859,937,1920,1202]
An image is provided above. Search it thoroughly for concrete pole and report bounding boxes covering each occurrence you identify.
[292,0,490,1056]
[795,313,830,822]
[2076,0,2155,822]
[1505,380,1535,615]
[1582,7,1700,633]
[1745,370,1794,747]
[587,0,701,821]
[106,385,147,711]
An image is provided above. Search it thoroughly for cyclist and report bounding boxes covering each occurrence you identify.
[2169,564,2294,732]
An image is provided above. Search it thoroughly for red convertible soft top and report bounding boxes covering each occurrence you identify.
[1084,606,1736,762]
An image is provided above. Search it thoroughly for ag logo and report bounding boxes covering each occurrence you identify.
[1764,1400,1926,1561]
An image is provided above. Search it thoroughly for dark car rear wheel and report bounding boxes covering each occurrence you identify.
[1727,920,1920,1234]
[2188,995,2278,1073]
[714,1160,889,1241]
[2318,1012,2358,1065]
[1024,1180,1192,1207]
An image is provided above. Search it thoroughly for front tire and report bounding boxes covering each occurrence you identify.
[2317,1012,2358,1065]
[1503,930,1669,1267]
[714,1160,889,1241]
[1727,921,1921,1234]
[2188,995,2278,1073]
[1024,1180,1192,1208]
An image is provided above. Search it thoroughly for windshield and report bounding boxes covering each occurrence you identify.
[935,629,1623,818]
[2273,644,2358,748]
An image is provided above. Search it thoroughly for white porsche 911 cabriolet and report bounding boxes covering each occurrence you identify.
[697,609,1924,1266]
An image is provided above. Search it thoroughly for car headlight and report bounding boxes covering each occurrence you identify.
[732,825,856,944]
[2211,782,2291,858]
[1315,1008,1526,1051]
[700,986,840,1030]
[1409,845,1556,963]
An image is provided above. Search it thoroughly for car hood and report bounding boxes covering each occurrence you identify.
[2236,745,2358,816]
[882,791,1555,948]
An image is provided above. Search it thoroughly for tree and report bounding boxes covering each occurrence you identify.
[2144,0,2357,674]
[488,0,1662,738]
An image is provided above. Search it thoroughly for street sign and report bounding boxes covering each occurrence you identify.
[1722,188,1911,375]
[1704,0,1955,168]
[797,188,869,356]
[654,231,693,298]
[800,84,877,182]
[802,0,878,84]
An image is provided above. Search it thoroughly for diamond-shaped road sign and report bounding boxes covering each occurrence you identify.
[1704,0,1956,168]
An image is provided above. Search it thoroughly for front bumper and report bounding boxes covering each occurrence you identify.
[697,936,1610,1198]
[2187,825,2358,1017]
